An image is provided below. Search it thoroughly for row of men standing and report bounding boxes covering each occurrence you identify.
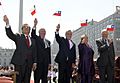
[3,15,51,83]
[3,15,115,83]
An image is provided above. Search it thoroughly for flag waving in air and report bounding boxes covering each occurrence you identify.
[53,11,61,16]
[31,5,36,16]
[80,19,88,27]
[106,24,115,31]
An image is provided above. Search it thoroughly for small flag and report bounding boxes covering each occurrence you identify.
[80,19,88,27]
[31,5,36,16]
[106,25,115,31]
[53,11,61,16]
[89,19,94,25]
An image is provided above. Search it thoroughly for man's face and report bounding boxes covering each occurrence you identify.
[39,28,46,39]
[102,31,108,39]
[66,31,72,40]
[22,25,30,35]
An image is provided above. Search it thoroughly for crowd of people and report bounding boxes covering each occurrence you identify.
[0,66,14,76]
[2,15,119,83]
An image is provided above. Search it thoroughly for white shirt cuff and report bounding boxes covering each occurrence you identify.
[5,25,10,28]
[32,27,36,30]
[55,31,59,34]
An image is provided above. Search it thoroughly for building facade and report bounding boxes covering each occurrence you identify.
[0,47,14,66]
[72,6,120,58]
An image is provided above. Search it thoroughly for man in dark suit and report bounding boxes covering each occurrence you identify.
[31,19,51,83]
[96,30,115,83]
[55,24,76,83]
[3,15,37,83]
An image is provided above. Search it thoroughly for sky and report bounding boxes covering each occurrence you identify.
[0,0,120,49]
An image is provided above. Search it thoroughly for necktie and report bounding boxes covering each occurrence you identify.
[26,36,30,48]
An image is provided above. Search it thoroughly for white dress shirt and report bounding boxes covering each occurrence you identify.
[69,40,73,49]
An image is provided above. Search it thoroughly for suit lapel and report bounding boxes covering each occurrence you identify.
[39,37,45,48]
[70,40,74,49]
[30,38,33,48]
[22,34,32,48]
[65,39,70,49]
[65,39,74,50]
[100,38,104,45]
[22,34,28,48]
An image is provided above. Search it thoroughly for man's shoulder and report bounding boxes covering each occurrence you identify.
[45,39,50,43]
[31,37,36,42]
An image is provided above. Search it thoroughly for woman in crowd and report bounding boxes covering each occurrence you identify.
[78,35,95,83]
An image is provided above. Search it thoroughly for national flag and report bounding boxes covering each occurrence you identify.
[89,19,94,25]
[31,5,36,16]
[81,23,88,27]
[106,25,115,31]
[53,11,61,16]
[80,19,88,27]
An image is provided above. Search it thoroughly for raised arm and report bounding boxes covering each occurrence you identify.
[96,40,109,52]
[3,15,17,42]
[31,18,38,38]
[55,24,62,44]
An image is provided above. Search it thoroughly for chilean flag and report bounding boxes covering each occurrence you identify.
[53,11,61,16]
[31,5,36,16]
[80,19,88,27]
[106,25,115,31]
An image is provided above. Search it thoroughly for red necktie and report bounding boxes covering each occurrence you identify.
[26,36,30,48]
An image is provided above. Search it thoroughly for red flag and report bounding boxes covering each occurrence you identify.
[80,19,88,27]
[31,10,36,16]
[53,11,61,16]
[81,23,88,27]
[31,5,36,16]
[106,25,115,31]
[107,28,114,31]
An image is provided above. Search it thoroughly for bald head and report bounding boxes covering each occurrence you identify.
[39,28,46,39]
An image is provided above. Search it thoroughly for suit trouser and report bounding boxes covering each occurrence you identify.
[34,61,48,83]
[58,62,72,83]
[98,65,114,83]
[15,61,32,83]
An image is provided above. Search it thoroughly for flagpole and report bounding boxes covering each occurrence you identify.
[58,16,61,24]
[18,0,23,33]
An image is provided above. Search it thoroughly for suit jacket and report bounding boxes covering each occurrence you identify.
[96,38,115,67]
[55,32,76,64]
[31,29,51,64]
[5,26,37,66]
